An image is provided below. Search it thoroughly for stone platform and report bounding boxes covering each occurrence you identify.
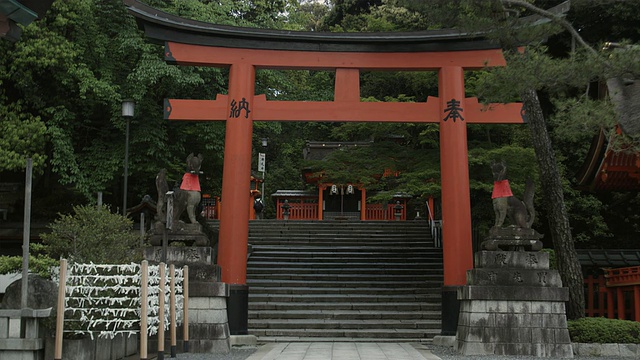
[456,248,573,357]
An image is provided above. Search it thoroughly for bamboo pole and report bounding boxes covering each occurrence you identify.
[158,263,165,360]
[140,260,148,360]
[183,266,189,352]
[54,259,67,360]
[170,264,176,358]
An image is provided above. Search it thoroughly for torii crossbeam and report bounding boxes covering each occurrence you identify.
[126,0,524,336]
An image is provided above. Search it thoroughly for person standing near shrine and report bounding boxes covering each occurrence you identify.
[253,196,264,220]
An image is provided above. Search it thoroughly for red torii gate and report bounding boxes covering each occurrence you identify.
[125,0,524,336]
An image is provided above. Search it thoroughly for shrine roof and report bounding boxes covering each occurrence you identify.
[124,0,568,53]
[271,190,318,198]
[577,249,640,268]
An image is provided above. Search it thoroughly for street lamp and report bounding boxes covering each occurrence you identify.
[122,99,135,216]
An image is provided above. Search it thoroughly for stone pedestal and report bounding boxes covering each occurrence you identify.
[144,238,230,354]
[149,221,209,246]
[184,282,231,353]
[456,239,573,357]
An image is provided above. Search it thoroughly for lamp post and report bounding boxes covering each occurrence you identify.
[122,99,135,216]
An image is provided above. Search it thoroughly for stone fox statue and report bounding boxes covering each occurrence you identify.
[156,153,203,224]
[491,161,535,229]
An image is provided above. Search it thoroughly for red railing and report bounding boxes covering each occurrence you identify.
[365,204,406,221]
[584,267,640,322]
[605,266,640,287]
[604,266,640,321]
[277,202,318,220]
[273,202,407,221]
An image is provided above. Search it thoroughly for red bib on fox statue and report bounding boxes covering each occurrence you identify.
[180,173,201,192]
[492,179,513,199]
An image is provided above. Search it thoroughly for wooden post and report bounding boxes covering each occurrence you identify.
[634,285,640,322]
[607,288,615,319]
[183,266,189,352]
[360,188,366,221]
[317,186,324,221]
[140,260,148,360]
[54,259,67,360]
[140,212,146,247]
[617,287,625,320]
[598,276,606,317]
[587,275,595,317]
[158,263,165,360]
[169,264,176,358]
[21,158,32,309]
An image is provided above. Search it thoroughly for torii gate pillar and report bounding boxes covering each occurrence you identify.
[218,63,255,335]
[439,66,473,334]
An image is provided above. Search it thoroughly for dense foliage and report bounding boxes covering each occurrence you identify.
[0,243,58,278]
[0,205,140,275]
[40,205,141,264]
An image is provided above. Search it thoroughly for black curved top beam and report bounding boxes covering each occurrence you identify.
[123,0,499,53]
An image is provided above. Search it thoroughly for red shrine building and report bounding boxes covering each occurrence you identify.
[125,0,525,336]
[271,141,413,221]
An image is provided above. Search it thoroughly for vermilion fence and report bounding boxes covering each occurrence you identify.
[274,201,407,220]
[584,266,640,321]
[584,275,608,318]
[277,202,318,220]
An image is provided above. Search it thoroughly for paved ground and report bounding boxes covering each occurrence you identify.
[169,342,634,360]
[244,342,439,360]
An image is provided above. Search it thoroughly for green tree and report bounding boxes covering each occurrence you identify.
[40,205,141,264]
[0,102,47,171]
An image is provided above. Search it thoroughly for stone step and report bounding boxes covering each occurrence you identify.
[247,261,441,269]
[244,219,442,341]
[247,267,443,275]
[247,256,440,263]
[248,286,436,295]
[249,319,441,330]
[252,244,433,250]
[248,328,440,339]
[246,273,441,281]
[249,310,441,321]
[249,302,442,319]
[249,240,436,246]
[253,336,432,342]
[247,279,442,288]
[249,230,432,234]
[249,251,440,258]
[248,293,438,303]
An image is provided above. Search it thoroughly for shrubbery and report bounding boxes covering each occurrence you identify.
[0,205,142,278]
[568,317,640,344]
[41,204,142,264]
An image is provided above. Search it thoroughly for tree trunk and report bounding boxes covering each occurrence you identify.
[521,88,585,320]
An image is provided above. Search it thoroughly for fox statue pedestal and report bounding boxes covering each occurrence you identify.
[455,229,573,357]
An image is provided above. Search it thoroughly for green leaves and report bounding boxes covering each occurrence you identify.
[0,103,47,171]
[40,205,141,264]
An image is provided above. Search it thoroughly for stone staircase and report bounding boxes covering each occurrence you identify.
[246,220,443,342]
